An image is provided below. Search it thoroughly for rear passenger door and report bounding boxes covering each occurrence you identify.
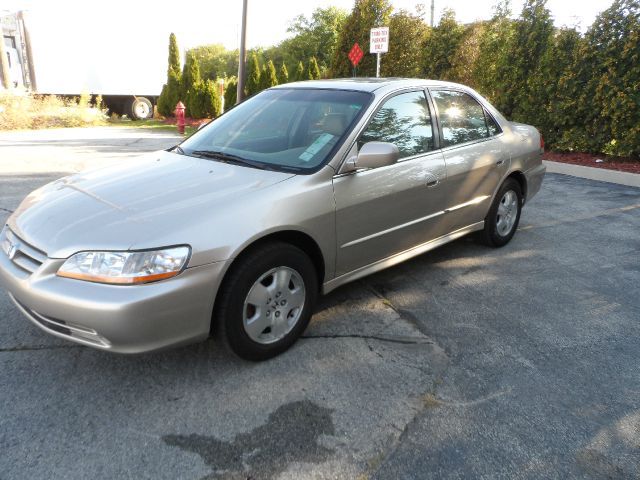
[429,89,508,233]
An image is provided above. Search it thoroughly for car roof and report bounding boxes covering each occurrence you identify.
[272,78,465,93]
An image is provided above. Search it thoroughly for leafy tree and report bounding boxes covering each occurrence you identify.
[158,33,183,116]
[246,51,262,95]
[307,56,321,80]
[381,8,430,77]
[282,7,348,72]
[332,0,393,77]
[293,61,305,81]
[421,8,465,80]
[224,77,238,109]
[278,62,289,84]
[189,44,239,80]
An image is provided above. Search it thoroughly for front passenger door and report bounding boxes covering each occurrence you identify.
[333,90,448,277]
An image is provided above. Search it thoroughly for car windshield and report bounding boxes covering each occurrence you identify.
[180,88,372,173]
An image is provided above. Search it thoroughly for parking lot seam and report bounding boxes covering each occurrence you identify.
[0,344,84,352]
[300,334,433,345]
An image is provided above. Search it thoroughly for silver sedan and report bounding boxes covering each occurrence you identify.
[0,79,545,360]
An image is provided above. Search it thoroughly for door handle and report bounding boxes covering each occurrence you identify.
[424,172,439,188]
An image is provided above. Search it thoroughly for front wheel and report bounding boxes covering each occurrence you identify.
[481,178,523,247]
[215,242,318,361]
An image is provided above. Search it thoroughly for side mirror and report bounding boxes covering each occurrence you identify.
[341,142,399,173]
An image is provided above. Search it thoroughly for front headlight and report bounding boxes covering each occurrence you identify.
[57,246,190,284]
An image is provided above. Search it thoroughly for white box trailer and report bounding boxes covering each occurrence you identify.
[2,10,166,120]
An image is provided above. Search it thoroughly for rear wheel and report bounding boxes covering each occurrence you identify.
[215,242,318,361]
[127,97,153,120]
[481,178,522,247]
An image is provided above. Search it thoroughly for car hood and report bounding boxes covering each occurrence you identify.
[8,151,295,259]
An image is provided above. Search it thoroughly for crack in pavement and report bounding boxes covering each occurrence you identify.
[300,334,434,345]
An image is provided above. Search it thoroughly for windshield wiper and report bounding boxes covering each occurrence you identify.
[190,150,269,170]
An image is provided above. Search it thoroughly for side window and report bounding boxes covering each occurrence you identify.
[359,91,434,159]
[431,90,489,147]
[485,110,502,136]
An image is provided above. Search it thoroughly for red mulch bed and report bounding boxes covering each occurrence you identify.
[543,151,640,174]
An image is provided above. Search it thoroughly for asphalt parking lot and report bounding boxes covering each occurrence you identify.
[1,128,639,479]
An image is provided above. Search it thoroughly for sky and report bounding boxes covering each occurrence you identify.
[0,0,612,94]
[2,0,613,52]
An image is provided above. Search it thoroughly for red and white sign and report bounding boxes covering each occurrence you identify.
[370,27,389,54]
[348,43,364,67]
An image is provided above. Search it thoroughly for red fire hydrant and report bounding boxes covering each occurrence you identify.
[175,101,186,135]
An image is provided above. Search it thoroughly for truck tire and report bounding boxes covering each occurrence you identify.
[127,97,153,120]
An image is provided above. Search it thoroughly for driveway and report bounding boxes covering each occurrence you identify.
[1,128,639,479]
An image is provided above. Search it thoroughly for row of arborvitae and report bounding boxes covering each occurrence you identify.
[157,33,322,118]
[157,33,222,118]
[329,0,640,158]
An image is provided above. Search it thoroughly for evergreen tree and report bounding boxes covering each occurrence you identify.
[263,60,279,88]
[168,32,181,77]
[187,81,205,119]
[259,64,268,90]
[158,33,183,116]
[473,1,514,107]
[294,61,305,81]
[448,22,486,87]
[381,8,430,77]
[307,56,321,80]
[181,51,202,108]
[557,0,640,156]
[278,62,289,84]
[332,0,393,77]
[246,51,262,95]
[421,9,465,80]
[505,0,554,121]
[201,79,222,118]
[224,78,238,110]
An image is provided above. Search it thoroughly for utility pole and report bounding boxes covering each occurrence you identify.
[430,0,435,27]
[236,0,248,104]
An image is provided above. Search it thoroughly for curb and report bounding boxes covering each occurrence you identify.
[543,160,640,188]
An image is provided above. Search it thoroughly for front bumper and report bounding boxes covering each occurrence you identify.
[0,234,226,353]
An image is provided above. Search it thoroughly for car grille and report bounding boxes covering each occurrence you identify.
[1,227,47,275]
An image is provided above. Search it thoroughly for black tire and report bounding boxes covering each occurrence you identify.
[215,242,318,361]
[481,178,523,247]
[127,97,153,120]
